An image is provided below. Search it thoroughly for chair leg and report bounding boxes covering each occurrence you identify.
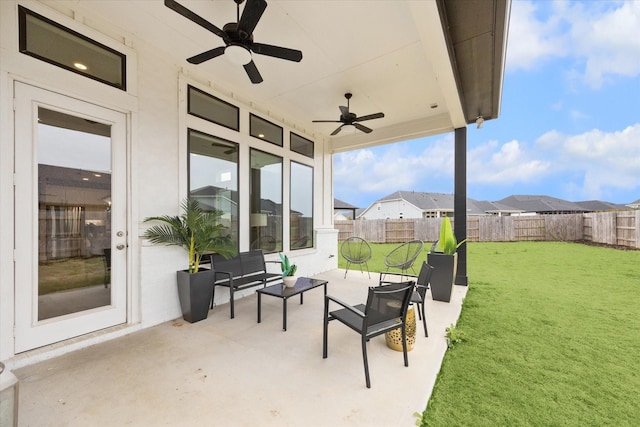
[344,262,351,279]
[210,285,216,309]
[322,297,329,358]
[365,262,370,279]
[229,287,235,319]
[361,336,371,388]
[421,303,428,337]
[401,324,409,367]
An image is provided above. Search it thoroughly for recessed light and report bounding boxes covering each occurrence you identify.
[82,177,89,181]
[94,173,101,177]
[73,62,88,70]
[258,133,265,138]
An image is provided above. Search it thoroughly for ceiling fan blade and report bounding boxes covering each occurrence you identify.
[354,123,373,134]
[250,43,303,62]
[244,60,263,84]
[312,120,342,123]
[354,112,385,122]
[164,0,229,42]
[339,105,349,116]
[238,0,267,36]
[331,125,344,136]
[187,46,226,64]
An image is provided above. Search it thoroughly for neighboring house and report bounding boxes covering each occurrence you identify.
[473,200,525,217]
[359,191,486,220]
[574,200,629,212]
[497,195,588,215]
[626,199,640,210]
[333,198,358,220]
[0,1,509,365]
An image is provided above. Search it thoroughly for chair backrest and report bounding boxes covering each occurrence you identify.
[415,262,433,299]
[384,240,424,269]
[340,237,372,263]
[364,281,414,328]
[210,252,243,277]
[241,250,267,274]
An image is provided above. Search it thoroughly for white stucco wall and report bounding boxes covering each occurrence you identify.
[0,0,337,364]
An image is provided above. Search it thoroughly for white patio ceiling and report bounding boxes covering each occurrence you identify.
[47,0,509,152]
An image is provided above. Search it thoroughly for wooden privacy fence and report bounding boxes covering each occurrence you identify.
[335,210,640,249]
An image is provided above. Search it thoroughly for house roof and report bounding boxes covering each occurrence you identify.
[473,200,524,214]
[333,198,358,210]
[374,191,487,215]
[49,0,509,152]
[574,200,629,211]
[497,195,587,213]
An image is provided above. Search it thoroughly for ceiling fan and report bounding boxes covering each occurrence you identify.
[164,0,303,84]
[312,93,385,136]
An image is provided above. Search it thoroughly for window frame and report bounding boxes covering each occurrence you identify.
[18,6,127,91]
[188,85,240,131]
[187,128,240,251]
[289,161,314,250]
[250,113,283,147]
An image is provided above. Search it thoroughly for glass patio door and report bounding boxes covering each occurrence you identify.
[14,82,127,353]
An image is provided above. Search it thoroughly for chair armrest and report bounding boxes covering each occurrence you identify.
[214,270,233,281]
[325,295,365,318]
[265,260,282,265]
[378,271,418,284]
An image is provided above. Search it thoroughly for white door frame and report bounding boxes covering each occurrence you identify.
[14,82,128,353]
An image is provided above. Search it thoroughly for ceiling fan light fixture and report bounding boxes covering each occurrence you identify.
[342,124,356,132]
[225,44,252,65]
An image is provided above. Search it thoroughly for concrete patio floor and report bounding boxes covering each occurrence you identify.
[13,269,467,427]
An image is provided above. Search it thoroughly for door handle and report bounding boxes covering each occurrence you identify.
[116,244,125,250]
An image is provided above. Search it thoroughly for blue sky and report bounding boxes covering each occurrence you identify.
[334,0,640,209]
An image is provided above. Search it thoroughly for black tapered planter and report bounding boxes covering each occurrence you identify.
[176,269,214,323]
[427,252,458,302]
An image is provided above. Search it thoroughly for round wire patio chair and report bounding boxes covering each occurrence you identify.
[383,239,424,278]
[340,237,372,278]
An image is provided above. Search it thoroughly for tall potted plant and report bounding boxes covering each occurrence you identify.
[143,199,236,323]
[427,217,466,302]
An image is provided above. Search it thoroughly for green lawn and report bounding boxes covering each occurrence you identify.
[339,241,640,426]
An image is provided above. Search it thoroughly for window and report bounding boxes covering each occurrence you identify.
[19,6,126,90]
[188,86,239,131]
[250,149,282,253]
[290,133,314,158]
[250,114,283,147]
[290,162,313,249]
[188,129,239,249]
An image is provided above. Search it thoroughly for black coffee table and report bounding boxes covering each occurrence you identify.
[256,277,328,331]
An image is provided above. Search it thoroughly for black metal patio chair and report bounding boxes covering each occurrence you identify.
[340,236,372,278]
[323,281,414,388]
[382,239,424,278]
[378,261,433,337]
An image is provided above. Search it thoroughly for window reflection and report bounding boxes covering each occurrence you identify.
[290,162,313,249]
[250,149,282,253]
[188,129,239,249]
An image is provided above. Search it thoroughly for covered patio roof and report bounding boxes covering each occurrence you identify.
[51,0,510,151]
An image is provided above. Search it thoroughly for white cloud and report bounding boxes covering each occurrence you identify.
[506,1,640,87]
[506,1,566,70]
[536,124,640,199]
[468,139,550,184]
[333,136,456,197]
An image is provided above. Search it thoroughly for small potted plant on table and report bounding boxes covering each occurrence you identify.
[279,253,298,287]
[143,199,236,323]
